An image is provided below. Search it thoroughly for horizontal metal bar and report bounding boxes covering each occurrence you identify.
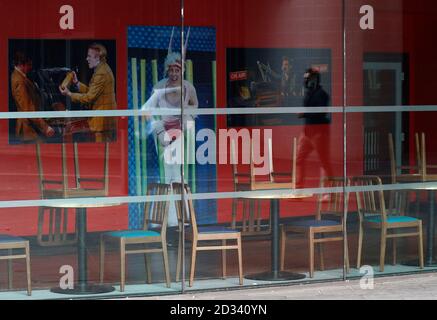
[0,255,27,260]
[1,105,437,120]
[0,181,437,209]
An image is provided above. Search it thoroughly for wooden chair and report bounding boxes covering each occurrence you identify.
[99,183,171,292]
[352,175,424,272]
[36,142,109,246]
[279,176,349,278]
[230,137,296,235]
[172,183,243,287]
[388,132,437,215]
[230,139,264,235]
[0,235,31,295]
[388,133,422,184]
[415,132,437,181]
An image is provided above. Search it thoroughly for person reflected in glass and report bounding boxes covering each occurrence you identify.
[59,43,116,142]
[11,51,55,142]
[295,68,333,189]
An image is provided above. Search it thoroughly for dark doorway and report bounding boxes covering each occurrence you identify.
[362,53,409,182]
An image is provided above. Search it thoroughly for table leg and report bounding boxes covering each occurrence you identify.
[425,190,437,266]
[77,207,88,290]
[245,199,306,281]
[51,208,115,295]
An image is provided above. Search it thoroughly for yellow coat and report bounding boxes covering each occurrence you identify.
[70,62,116,135]
[11,69,49,141]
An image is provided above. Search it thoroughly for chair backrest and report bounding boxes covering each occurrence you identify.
[351,175,387,223]
[36,143,73,198]
[172,182,198,236]
[143,183,170,234]
[36,142,109,198]
[74,142,110,195]
[316,176,349,222]
[248,136,297,188]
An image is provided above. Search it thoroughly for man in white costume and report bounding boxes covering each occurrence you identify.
[143,28,198,226]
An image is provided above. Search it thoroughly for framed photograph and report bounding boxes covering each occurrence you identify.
[8,39,117,144]
[226,47,331,127]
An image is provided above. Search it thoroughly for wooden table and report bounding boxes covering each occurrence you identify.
[45,201,121,295]
[242,191,313,281]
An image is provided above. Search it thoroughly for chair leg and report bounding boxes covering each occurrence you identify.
[62,208,68,242]
[418,222,424,269]
[357,222,364,269]
[280,225,286,271]
[120,239,126,292]
[37,207,45,245]
[392,237,397,266]
[144,251,152,284]
[318,243,325,271]
[256,200,262,232]
[7,249,13,290]
[25,243,31,296]
[162,239,171,288]
[237,235,243,285]
[49,208,54,242]
[248,200,255,233]
[308,229,315,278]
[380,227,387,272]
[99,237,105,283]
[318,234,325,271]
[222,240,227,279]
[189,240,197,287]
[54,208,62,243]
[242,200,248,233]
[176,231,182,282]
[231,199,237,230]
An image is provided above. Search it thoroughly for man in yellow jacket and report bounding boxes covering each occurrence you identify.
[11,52,55,142]
[59,43,116,142]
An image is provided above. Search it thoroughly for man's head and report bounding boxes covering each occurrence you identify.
[13,51,32,74]
[164,52,183,83]
[86,43,107,69]
[304,68,321,90]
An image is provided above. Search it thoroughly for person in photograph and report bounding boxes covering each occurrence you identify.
[295,68,333,188]
[11,51,55,142]
[279,56,298,101]
[142,35,198,226]
[59,43,116,142]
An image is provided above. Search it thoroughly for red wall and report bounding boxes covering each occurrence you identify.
[0,0,436,234]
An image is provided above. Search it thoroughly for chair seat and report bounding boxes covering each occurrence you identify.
[194,226,238,234]
[287,219,341,228]
[0,234,27,243]
[104,230,161,238]
[365,215,419,224]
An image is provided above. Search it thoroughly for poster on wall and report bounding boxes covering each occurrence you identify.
[127,26,217,226]
[226,48,331,127]
[8,39,117,144]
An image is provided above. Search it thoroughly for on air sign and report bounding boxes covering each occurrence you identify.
[229,70,247,81]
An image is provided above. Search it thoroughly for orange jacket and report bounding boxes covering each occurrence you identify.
[11,69,49,141]
[70,62,117,134]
